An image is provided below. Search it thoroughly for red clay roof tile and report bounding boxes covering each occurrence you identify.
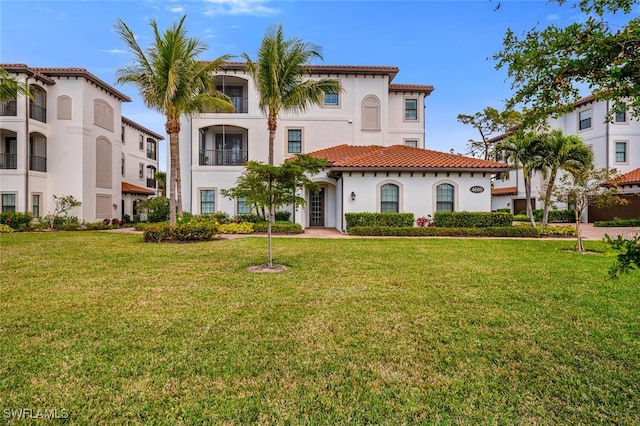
[122,182,155,195]
[491,186,518,196]
[619,167,640,186]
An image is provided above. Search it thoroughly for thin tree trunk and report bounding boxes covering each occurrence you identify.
[542,168,558,227]
[574,207,584,252]
[525,175,536,227]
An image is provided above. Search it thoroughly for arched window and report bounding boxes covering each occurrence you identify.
[380,183,399,212]
[96,137,112,188]
[57,95,72,120]
[436,184,454,212]
[93,99,114,131]
[29,86,47,122]
[361,95,380,131]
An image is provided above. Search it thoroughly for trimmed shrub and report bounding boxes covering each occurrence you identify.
[345,212,415,229]
[143,222,220,243]
[0,211,33,230]
[218,222,254,234]
[0,224,14,233]
[347,226,540,237]
[536,225,577,237]
[253,222,304,234]
[275,210,291,222]
[595,218,640,227]
[513,214,530,222]
[235,213,264,223]
[434,212,513,228]
[547,209,574,223]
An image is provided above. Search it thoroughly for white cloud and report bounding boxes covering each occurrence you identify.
[169,6,185,14]
[100,49,128,54]
[546,13,560,21]
[202,0,279,17]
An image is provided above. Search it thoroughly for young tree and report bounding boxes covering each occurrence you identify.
[221,154,326,268]
[154,171,167,197]
[497,131,546,226]
[539,130,593,226]
[552,167,627,252]
[115,16,234,225]
[0,68,31,102]
[457,107,522,160]
[606,235,640,278]
[494,0,640,125]
[48,195,81,230]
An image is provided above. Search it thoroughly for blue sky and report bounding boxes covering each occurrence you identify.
[0,0,614,170]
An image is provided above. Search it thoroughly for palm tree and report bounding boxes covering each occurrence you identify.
[154,171,167,197]
[241,24,342,166]
[0,67,31,101]
[498,131,546,227]
[539,129,593,226]
[115,16,234,225]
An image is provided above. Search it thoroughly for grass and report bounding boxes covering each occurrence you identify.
[1,232,639,424]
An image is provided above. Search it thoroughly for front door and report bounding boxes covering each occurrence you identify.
[309,188,325,227]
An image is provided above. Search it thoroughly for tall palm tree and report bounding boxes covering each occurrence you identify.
[539,129,593,226]
[241,24,342,166]
[115,16,233,225]
[0,67,31,101]
[498,131,546,227]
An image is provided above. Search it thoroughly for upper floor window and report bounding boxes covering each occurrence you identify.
[436,183,455,212]
[147,139,157,160]
[362,95,381,131]
[0,99,17,116]
[93,99,113,131]
[615,141,627,163]
[615,110,627,123]
[287,129,302,154]
[404,140,418,148]
[139,134,144,150]
[404,99,418,121]
[216,85,246,113]
[380,183,399,213]
[56,95,72,120]
[324,91,339,107]
[138,163,144,180]
[121,126,125,144]
[30,86,47,123]
[578,109,592,130]
[2,193,16,212]
[121,154,125,177]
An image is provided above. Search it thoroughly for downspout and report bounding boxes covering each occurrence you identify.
[24,76,30,212]
[340,176,345,233]
[605,101,610,169]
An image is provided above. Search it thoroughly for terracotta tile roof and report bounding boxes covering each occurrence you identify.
[308,144,508,172]
[491,186,518,196]
[619,167,640,186]
[389,83,434,96]
[122,182,155,195]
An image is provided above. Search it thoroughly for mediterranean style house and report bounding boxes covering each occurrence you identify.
[0,65,163,222]
[491,96,640,221]
[178,63,507,231]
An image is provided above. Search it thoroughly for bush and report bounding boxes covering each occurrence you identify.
[496,208,511,213]
[84,221,110,231]
[143,221,220,243]
[513,214,530,222]
[547,209,574,223]
[434,212,513,228]
[345,213,415,229]
[536,225,577,236]
[347,226,540,237]
[140,197,170,223]
[275,210,291,222]
[235,213,264,223]
[0,224,14,233]
[218,222,254,234]
[253,222,304,234]
[0,211,33,230]
[595,218,640,227]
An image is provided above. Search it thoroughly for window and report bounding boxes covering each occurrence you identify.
[32,194,40,217]
[2,193,16,212]
[121,154,125,177]
[287,129,302,154]
[578,109,592,130]
[139,134,144,150]
[324,91,339,106]
[139,163,144,180]
[57,95,72,120]
[95,137,112,189]
[405,99,418,120]
[380,184,399,213]
[121,126,125,144]
[237,197,251,214]
[404,140,418,148]
[615,111,627,123]
[147,139,156,160]
[29,86,47,122]
[615,141,627,163]
[436,184,455,212]
[362,95,380,131]
[93,99,113,131]
[200,189,216,214]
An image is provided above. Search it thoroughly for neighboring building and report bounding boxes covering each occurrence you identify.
[0,64,163,222]
[491,96,640,221]
[178,62,506,230]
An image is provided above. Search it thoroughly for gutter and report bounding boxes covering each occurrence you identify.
[24,75,30,213]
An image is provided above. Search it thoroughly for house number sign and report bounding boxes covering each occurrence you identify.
[470,186,485,193]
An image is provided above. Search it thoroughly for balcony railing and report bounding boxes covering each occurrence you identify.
[146,149,156,160]
[199,149,248,166]
[0,100,17,116]
[29,155,47,172]
[29,103,46,122]
[146,178,156,189]
[230,97,248,113]
[0,153,17,169]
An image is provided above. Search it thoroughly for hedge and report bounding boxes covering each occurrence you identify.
[218,222,255,234]
[594,218,640,227]
[345,212,415,229]
[347,226,540,237]
[143,222,220,243]
[253,222,304,234]
[434,212,513,228]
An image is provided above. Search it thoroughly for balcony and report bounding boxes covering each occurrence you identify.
[29,155,46,172]
[146,178,156,189]
[0,100,17,116]
[230,97,248,114]
[0,153,17,169]
[29,103,46,122]
[199,149,248,166]
[146,149,156,160]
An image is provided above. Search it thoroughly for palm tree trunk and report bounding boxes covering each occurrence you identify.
[524,176,536,227]
[542,168,558,227]
[268,115,276,166]
[168,131,178,225]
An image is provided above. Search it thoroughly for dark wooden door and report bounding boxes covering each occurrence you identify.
[309,188,325,227]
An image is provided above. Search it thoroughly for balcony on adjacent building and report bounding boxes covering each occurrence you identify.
[0,152,17,169]
[215,75,249,113]
[0,100,17,116]
[29,155,46,172]
[146,178,156,189]
[199,149,248,166]
[29,86,47,123]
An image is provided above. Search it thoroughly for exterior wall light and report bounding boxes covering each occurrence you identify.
[351,191,356,201]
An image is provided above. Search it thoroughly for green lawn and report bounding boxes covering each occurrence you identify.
[1,232,638,424]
